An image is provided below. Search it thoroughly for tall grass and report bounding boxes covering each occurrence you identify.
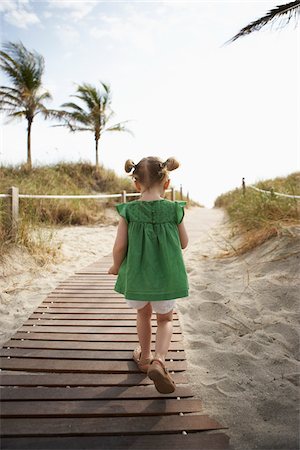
[0,161,195,262]
[0,162,134,226]
[215,172,300,254]
[0,162,134,262]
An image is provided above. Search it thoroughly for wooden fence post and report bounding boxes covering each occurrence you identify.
[180,184,183,200]
[242,178,246,196]
[121,190,127,203]
[171,187,176,201]
[7,186,19,241]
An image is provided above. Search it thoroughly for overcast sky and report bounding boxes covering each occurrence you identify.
[0,0,299,207]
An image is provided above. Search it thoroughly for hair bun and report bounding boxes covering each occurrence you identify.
[125,159,135,173]
[164,157,179,171]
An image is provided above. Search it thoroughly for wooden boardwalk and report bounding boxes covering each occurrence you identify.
[0,252,230,449]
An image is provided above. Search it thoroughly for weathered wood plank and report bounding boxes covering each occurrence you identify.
[0,385,193,400]
[25,319,181,327]
[1,399,202,418]
[0,358,186,373]
[0,433,230,450]
[1,415,225,437]
[34,308,152,314]
[47,294,123,298]
[37,303,132,309]
[19,325,181,334]
[31,313,179,321]
[12,332,182,342]
[0,348,185,361]
[0,372,188,387]
[3,340,185,351]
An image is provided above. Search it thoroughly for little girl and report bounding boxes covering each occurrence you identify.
[108,156,189,394]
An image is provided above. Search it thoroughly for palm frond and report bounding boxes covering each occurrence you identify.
[1,110,26,125]
[104,120,134,136]
[61,101,85,113]
[0,41,52,121]
[227,0,300,43]
[36,91,52,103]
[0,89,22,105]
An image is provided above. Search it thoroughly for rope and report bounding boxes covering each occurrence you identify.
[0,189,172,200]
[249,185,300,199]
[18,193,122,199]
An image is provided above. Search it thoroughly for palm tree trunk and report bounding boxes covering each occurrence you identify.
[27,118,33,170]
[95,136,99,169]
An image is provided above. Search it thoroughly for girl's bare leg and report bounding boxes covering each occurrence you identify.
[155,310,173,362]
[137,303,153,360]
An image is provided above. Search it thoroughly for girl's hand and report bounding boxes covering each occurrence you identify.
[108,266,118,275]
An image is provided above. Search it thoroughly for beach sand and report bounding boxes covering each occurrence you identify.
[0,206,299,450]
[178,208,300,450]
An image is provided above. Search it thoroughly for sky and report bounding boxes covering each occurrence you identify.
[0,0,299,207]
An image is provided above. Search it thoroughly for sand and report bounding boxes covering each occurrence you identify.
[0,206,299,450]
[177,209,300,450]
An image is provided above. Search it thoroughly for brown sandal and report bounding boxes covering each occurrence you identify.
[147,358,176,394]
[133,346,153,373]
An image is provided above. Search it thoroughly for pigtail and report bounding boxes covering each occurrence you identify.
[163,157,180,171]
[125,159,135,173]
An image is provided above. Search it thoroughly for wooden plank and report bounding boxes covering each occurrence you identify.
[44,298,128,302]
[52,290,118,293]
[37,303,132,309]
[31,313,179,320]
[19,325,181,334]
[1,399,202,418]
[12,332,182,342]
[51,291,121,295]
[65,276,118,280]
[0,372,188,387]
[25,319,181,327]
[1,415,225,437]
[0,349,186,361]
[47,294,123,298]
[0,385,193,400]
[0,433,230,450]
[0,358,186,373]
[3,340,185,351]
[34,308,154,314]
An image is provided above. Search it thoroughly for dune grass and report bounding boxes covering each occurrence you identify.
[214,172,300,254]
[0,162,194,262]
[0,162,135,225]
[0,162,135,261]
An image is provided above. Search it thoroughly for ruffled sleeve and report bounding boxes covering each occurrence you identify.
[175,201,186,224]
[115,203,128,222]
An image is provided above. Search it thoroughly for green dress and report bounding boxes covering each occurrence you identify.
[114,199,189,301]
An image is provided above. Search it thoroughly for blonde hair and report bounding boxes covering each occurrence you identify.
[124,156,179,190]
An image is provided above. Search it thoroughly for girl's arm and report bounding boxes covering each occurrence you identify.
[108,217,128,275]
[178,220,188,249]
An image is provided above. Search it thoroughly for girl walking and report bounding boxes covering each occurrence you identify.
[108,156,189,393]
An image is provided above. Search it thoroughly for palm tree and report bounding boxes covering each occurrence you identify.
[0,41,52,169]
[227,1,300,43]
[56,82,132,168]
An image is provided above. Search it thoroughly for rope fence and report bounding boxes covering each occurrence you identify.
[0,187,180,241]
[242,178,300,200]
[248,185,300,199]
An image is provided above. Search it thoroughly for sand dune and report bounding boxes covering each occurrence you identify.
[178,212,300,450]
[0,207,299,450]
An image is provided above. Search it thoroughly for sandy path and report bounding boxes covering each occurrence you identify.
[178,208,300,450]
